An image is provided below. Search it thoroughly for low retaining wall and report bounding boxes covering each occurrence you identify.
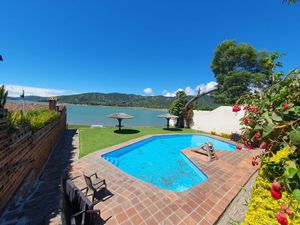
[0,107,66,213]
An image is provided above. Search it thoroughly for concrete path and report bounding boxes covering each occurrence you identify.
[1,129,79,225]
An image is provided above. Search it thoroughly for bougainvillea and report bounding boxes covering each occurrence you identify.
[235,70,300,224]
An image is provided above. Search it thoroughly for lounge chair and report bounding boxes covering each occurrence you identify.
[83,173,107,202]
[191,142,218,161]
[63,178,101,225]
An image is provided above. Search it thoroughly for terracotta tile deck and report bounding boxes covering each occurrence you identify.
[68,134,259,225]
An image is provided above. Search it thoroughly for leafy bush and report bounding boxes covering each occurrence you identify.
[210,130,217,135]
[8,109,59,132]
[220,132,231,138]
[234,70,300,224]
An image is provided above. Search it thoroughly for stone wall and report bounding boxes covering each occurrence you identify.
[0,106,66,213]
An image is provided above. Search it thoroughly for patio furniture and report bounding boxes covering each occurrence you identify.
[106,113,134,131]
[83,173,107,201]
[158,113,178,129]
[191,142,218,161]
[63,178,101,225]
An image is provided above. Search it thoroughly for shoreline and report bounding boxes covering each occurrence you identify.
[8,100,168,111]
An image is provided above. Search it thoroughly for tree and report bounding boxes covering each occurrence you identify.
[0,85,8,108]
[211,40,280,104]
[283,0,298,4]
[169,91,187,128]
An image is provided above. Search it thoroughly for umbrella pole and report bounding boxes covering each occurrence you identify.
[118,118,122,131]
[166,118,170,129]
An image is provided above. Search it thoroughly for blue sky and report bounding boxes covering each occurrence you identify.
[1,0,299,97]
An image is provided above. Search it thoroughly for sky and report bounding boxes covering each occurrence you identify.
[0,0,300,97]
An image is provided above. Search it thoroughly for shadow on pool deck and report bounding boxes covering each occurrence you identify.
[1,129,79,225]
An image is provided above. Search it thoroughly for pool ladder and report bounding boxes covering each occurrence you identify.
[104,157,120,166]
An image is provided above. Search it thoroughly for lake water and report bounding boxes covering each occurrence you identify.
[66,104,167,126]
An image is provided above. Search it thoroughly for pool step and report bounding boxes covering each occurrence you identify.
[104,157,119,166]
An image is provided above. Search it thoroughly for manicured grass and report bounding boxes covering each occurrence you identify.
[68,125,201,158]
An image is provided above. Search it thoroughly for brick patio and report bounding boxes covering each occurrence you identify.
[69,134,259,225]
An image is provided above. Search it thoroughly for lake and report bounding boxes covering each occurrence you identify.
[66,104,167,126]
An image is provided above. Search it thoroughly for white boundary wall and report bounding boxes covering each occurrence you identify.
[190,106,244,134]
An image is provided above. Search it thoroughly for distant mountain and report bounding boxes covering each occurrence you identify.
[8,92,219,110]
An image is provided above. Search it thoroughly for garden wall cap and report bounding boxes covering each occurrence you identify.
[106,113,134,119]
[48,97,57,101]
[158,113,178,119]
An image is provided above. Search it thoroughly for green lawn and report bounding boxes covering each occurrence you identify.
[68,125,202,158]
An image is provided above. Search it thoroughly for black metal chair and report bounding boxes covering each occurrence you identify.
[83,173,107,202]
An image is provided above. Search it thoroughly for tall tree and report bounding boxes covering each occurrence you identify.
[283,0,298,4]
[169,91,187,128]
[211,40,279,104]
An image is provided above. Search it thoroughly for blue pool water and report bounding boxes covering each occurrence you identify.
[102,135,236,192]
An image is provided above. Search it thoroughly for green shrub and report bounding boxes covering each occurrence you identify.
[7,109,59,132]
[220,132,231,138]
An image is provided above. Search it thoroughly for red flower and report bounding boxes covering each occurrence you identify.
[271,188,282,200]
[242,117,248,124]
[250,107,258,113]
[236,145,242,150]
[272,181,281,192]
[277,212,288,225]
[254,133,261,139]
[283,103,289,110]
[232,105,241,112]
[243,105,249,110]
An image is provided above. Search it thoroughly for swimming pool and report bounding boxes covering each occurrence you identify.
[102,134,236,192]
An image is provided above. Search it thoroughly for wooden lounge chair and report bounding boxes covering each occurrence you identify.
[63,179,101,225]
[192,142,218,161]
[83,173,107,202]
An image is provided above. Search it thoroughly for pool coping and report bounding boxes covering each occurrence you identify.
[69,133,260,225]
[89,132,239,157]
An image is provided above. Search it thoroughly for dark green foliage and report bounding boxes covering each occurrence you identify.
[265,161,285,181]
[211,40,280,104]
[0,85,8,108]
[169,91,187,127]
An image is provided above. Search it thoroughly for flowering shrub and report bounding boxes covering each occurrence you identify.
[8,109,59,132]
[234,71,300,224]
[242,147,300,225]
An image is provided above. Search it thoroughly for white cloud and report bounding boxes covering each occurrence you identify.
[185,86,195,96]
[3,84,70,97]
[143,87,153,95]
[162,81,218,97]
[196,81,218,94]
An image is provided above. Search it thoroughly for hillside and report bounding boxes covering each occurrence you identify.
[8,92,219,110]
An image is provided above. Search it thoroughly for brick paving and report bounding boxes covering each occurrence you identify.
[1,130,79,225]
[69,134,259,225]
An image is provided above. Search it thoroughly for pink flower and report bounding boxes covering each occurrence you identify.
[232,105,241,112]
[277,212,288,225]
[283,103,289,110]
[242,117,248,124]
[285,208,293,216]
[271,188,282,200]
[236,145,242,150]
[272,181,281,192]
[243,105,250,110]
[254,133,261,139]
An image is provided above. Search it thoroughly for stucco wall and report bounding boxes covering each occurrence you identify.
[190,106,244,134]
